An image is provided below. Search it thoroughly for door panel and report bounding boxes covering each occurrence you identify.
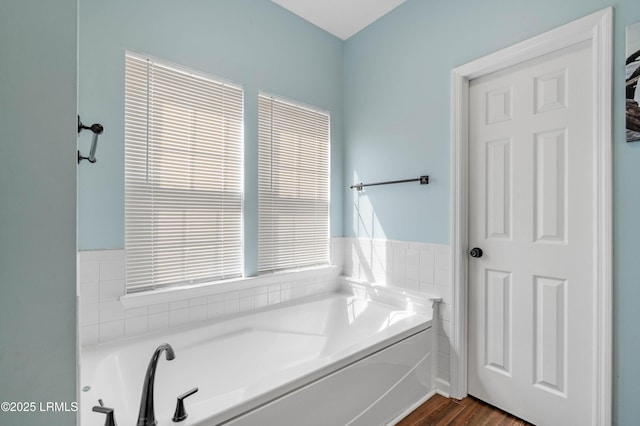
[486,139,512,240]
[468,41,593,425]
[485,269,512,375]
[534,129,567,244]
[533,275,567,396]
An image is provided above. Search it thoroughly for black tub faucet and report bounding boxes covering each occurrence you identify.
[93,399,117,426]
[136,343,175,426]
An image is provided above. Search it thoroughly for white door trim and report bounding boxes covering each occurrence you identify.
[449,7,612,425]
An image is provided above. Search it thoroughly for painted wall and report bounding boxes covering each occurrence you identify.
[78,0,344,276]
[0,1,78,425]
[343,0,640,423]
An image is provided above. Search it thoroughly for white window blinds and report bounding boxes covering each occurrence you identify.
[258,94,330,273]
[125,53,243,292]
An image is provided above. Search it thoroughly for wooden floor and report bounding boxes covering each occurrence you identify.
[397,394,533,426]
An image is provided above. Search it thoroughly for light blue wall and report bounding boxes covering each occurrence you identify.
[78,0,344,275]
[0,0,77,425]
[72,0,640,423]
[343,0,640,424]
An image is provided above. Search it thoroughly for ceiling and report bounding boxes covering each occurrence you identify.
[271,0,407,40]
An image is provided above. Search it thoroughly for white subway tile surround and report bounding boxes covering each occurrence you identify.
[342,237,452,395]
[77,237,451,394]
[78,238,344,346]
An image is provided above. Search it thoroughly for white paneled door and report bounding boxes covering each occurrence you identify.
[468,41,594,425]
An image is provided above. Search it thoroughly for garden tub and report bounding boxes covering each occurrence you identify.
[80,279,438,425]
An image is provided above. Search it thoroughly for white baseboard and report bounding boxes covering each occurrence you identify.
[386,390,437,425]
[435,378,450,397]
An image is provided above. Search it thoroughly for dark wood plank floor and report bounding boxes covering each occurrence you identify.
[397,394,533,426]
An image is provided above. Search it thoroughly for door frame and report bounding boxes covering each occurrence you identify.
[449,7,612,425]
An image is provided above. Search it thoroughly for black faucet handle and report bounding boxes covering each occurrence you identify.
[172,387,199,422]
[93,401,117,426]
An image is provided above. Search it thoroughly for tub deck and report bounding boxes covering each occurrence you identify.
[80,283,434,425]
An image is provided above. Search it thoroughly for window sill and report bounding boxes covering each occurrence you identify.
[119,265,338,309]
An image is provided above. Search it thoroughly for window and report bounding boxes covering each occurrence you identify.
[258,94,330,273]
[125,53,243,292]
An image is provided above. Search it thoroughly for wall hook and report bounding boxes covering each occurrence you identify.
[77,115,104,164]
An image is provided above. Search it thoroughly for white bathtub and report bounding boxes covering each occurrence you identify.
[80,279,437,425]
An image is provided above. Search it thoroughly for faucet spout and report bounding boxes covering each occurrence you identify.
[136,343,175,426]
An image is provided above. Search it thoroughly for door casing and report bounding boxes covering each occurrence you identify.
[449,7,612,425]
